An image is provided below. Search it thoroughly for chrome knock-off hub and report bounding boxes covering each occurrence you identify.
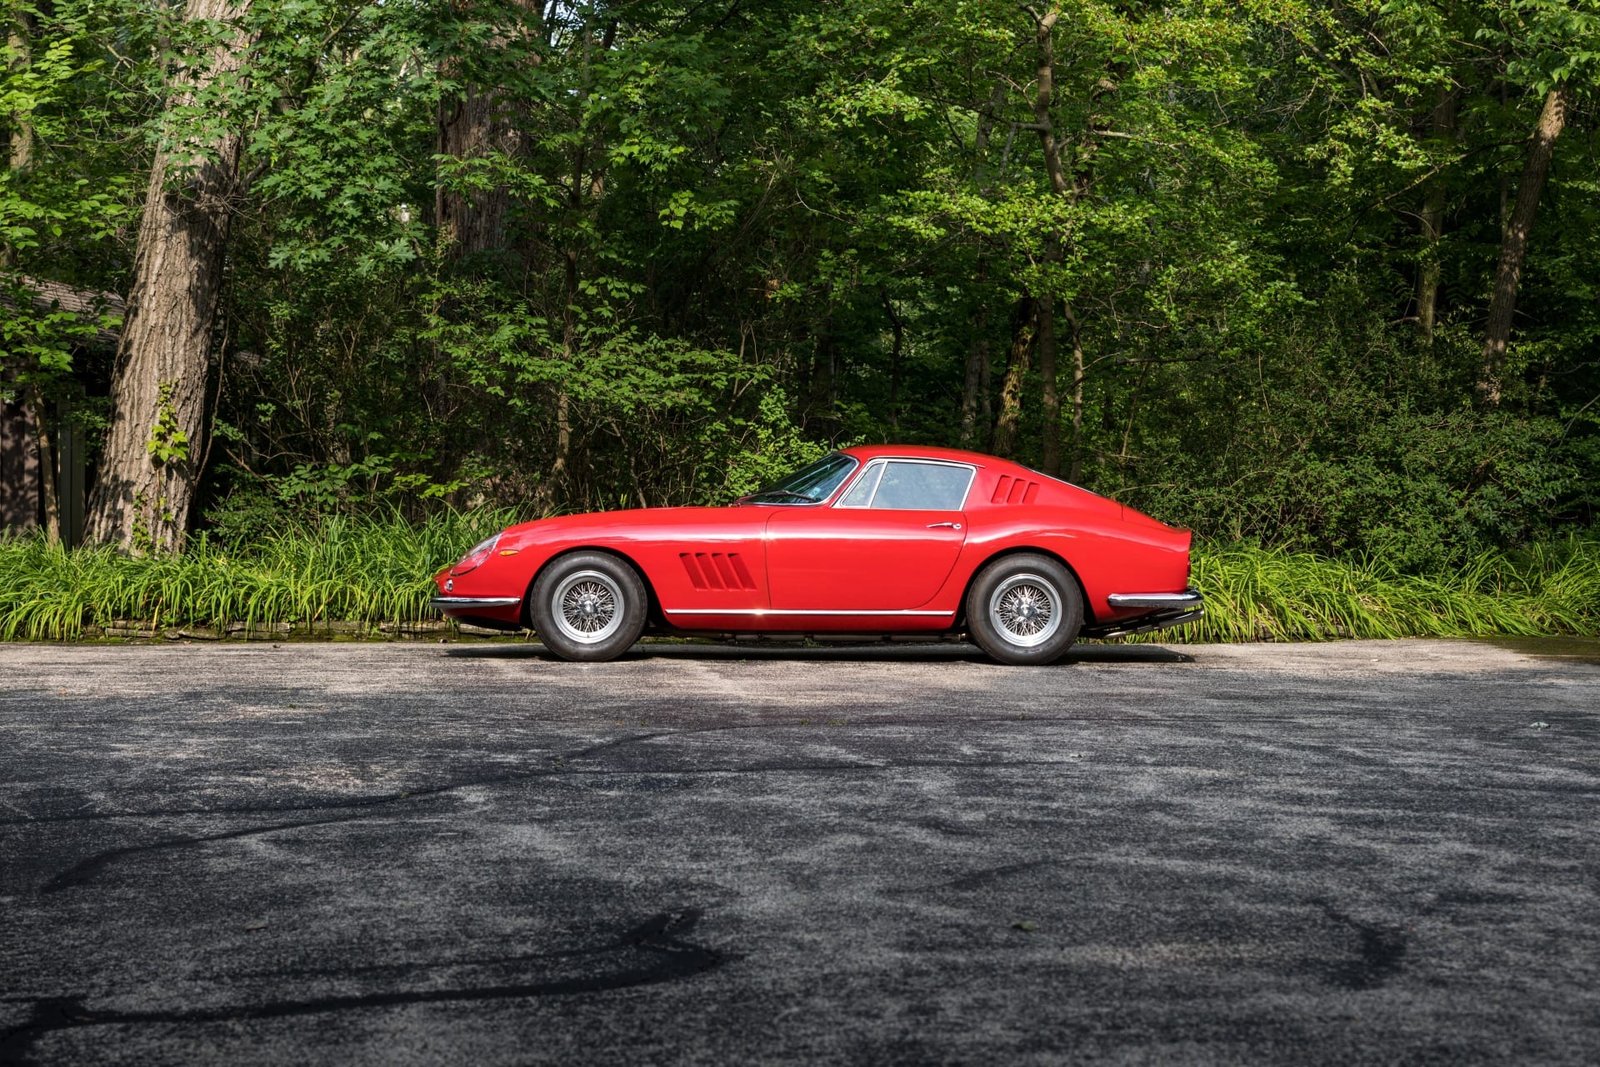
[551,570,625,645]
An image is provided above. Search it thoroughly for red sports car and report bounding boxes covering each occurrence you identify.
[430,445,1202,664]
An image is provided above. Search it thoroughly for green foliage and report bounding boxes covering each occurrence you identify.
[0,0,141,404]
[1484,0,1600,95]
[0,2,138,258]
[0,282,115,393]
[144,382,189,465]
[698,389,833,502]
[274,451,476,510]
[1114,296,1584,572]
[3,0,1596,587]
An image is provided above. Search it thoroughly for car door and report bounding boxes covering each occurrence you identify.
[765,458,974,611]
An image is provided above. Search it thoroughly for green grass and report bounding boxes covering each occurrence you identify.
[0,513,1596,642]
[0,510,518,640]
[1184,539,1600,641]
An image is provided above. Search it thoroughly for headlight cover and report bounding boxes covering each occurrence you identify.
[451,532,502,575]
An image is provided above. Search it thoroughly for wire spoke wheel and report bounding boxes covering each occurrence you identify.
[531,553,648,662]
[551,570,625,645]
[986,573,1063,648]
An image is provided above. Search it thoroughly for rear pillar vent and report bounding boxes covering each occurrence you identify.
[991,476,1039,505]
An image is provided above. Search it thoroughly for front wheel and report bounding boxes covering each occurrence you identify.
[965,554,1083,665]
[529,552,648,662]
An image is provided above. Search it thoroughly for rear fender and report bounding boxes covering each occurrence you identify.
[954,546,1094,629]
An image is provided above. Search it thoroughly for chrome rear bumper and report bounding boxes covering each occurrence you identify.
[1085,588,1205,639]
[1106,590,1205,610]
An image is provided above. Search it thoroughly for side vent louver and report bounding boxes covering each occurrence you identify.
[680,552,757,591]
[990,476,1040,505]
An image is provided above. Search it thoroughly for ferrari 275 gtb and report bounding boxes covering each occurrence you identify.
[430,445,1202,664]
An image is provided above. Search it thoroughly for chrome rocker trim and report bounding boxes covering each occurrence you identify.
[664,608,953,617]
[430,596,523,609]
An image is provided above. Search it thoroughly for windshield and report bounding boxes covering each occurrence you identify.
[741,453,858,505]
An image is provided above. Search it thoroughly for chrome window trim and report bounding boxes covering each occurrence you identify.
[751,453,860,506]
[832,457,978,511]
[835,460,885,508]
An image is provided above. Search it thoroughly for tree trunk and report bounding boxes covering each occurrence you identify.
[435,1,539,261]
[1415,88,1457,344]
[991,297,1037,457]
[432,1,539,486]
[1063,301,1086,483]
[881,289,904,432]
[6,10,53,542]
[436,87,512,260]
[85,0,256,552]
[980,325,993,446]
[532,247,579,513]
[1037,296,1059,475]
[25,385,59,544]
[5,10,32,181]
[1028,8,1069,200]
[960,312,990,448]
[1415,178,1446,342]
[1027,6,1068,473]
[1478,85,1568,408]
[810,326,837,427]
[804,303,838,433]
[958,82,1004,450]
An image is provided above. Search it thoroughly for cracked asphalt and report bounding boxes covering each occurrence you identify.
[2,637,1599,1065]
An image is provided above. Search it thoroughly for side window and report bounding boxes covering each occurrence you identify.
[838,462,884,507]
[871,461,973,510]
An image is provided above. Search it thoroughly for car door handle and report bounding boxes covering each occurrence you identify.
[926,521,962,531]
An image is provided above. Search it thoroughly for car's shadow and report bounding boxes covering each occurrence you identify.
[442,640,1194,665]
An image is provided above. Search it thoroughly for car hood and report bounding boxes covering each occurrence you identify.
[506,505,728,536]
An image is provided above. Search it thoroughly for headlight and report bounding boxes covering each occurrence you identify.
[452,532,502,575]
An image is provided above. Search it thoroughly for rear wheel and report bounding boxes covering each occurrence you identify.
[530,552,648,662]
[965,553,1082,665]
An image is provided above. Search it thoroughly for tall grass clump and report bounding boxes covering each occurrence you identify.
[1,516,1596,642]
[0,509,520,640]
[1184,538,1600,642]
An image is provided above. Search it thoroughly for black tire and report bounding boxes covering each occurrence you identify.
[529,552,648,662]
[965,553,1083,665]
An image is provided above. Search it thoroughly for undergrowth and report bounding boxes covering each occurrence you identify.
[1183,540,1600,642]
[0,512,1596,641]
[0,510,518,640]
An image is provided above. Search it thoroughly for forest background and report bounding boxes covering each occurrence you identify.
[1,0,1598,638]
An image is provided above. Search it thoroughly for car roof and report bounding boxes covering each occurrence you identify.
[840,444,1007,467]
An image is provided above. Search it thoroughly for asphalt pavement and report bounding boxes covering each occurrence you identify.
[2,637,1599,1065]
